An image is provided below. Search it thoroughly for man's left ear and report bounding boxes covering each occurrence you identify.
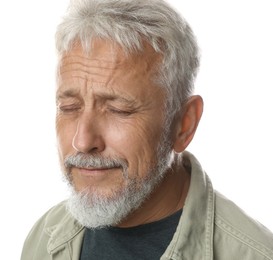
[173,95,203,153]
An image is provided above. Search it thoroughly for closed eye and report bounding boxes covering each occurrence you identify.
[58,105,81,113]
[108,107,133,116]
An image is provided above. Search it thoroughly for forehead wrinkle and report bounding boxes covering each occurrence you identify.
[60,55,123,70]
[59,71,113,85]
[59,55,124,86]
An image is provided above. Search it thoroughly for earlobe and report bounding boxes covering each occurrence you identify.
[173,95,203,153]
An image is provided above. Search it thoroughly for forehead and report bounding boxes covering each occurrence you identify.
[57,38,164,99]
[58,38,161,79]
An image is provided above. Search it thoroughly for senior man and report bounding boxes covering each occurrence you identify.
[21,0,273,259]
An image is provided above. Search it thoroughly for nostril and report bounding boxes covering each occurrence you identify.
[72,129,105,154]
[71,113,106,153]
[72,136,105,154]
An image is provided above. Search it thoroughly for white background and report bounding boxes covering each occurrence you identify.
[0,0,272,259]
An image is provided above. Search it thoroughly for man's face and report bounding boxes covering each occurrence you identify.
[56,39,173,227]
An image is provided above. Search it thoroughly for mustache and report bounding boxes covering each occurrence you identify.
[64,153,128,170]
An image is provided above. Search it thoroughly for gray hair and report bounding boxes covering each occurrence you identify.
[56,0,200,119]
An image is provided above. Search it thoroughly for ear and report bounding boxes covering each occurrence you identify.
[173,95,203,153]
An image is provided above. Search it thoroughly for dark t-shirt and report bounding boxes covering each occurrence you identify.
[80,209,182,260]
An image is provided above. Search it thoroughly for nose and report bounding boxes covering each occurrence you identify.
[72,112,105,154]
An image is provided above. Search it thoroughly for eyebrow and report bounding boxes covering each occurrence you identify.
[96,93,136,105]
[56,89,79,100]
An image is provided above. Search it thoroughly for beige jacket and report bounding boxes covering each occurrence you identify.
[21,152,273,259]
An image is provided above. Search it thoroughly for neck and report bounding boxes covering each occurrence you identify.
[117,155,190,228]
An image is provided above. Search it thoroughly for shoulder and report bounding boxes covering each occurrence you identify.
[42,200,68,227]
[21,201,80,260]
[27,201,68,237]
[214,191,273,259]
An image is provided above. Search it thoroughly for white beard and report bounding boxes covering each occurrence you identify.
[64,129,173,228]
[67,171,162,228]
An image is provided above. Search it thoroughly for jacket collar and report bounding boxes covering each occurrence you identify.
[45,207,84,254]
[162,151,215,260]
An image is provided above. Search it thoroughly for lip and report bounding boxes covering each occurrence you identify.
[76,167,118,177]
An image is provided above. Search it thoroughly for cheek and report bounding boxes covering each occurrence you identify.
[106,121,162,168]
[107,121,155,148]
